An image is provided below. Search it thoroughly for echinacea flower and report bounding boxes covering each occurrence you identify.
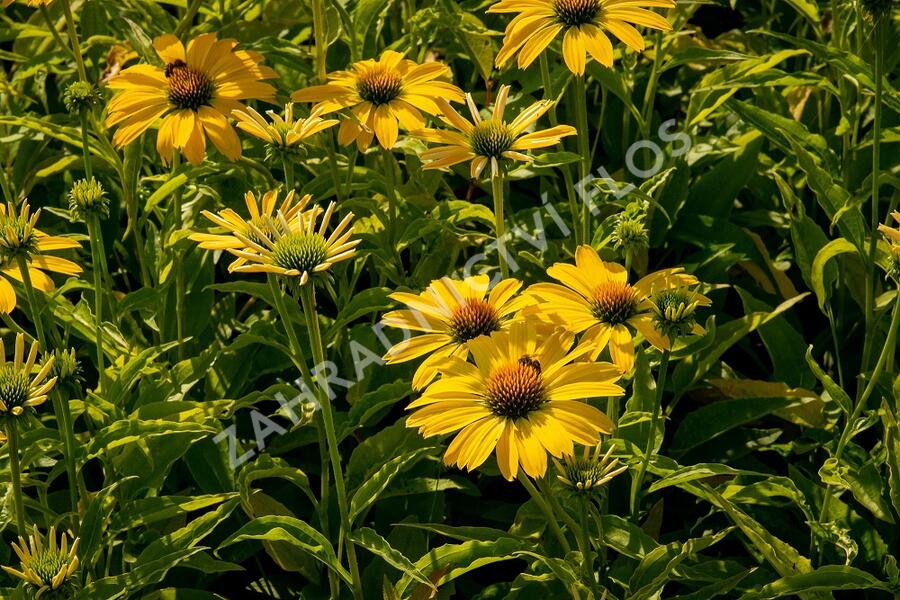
[527,244,697,372]
[232,103,339,153]
[415,84,575,179]
[382,275,531,390]
[2,525,80,598]
[406,321,623,480]
[292,50,465,150]
[0,201,82,314]
[106,33,277,165]
[880,212,900,279]
[489,0,675,75]
[3,0,53,6]
[0,333,56,420]
[554,443,627,494]
[190,190,315,271]
[227,202,360,287]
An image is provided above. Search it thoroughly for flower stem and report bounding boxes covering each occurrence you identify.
[86,215,107,392]
[60,0,87,83]
[174,0,203,40]
[6,421,26,532]
[15,256,81,521]
[381,146,399,247]
[298,283,364,600]
[539,54,581,242]
[39,6,74,63]
[578,496,600,597]
[282,155,295,191]
[572,75,592,246]
[861,18,885,376]
[79,112,93,180]
[491,169,510,278]
[312,0,328,83]
[631,349,669,520]
[170,155,187,361]
[817,290,900,561]
[266,275,336,596]
[518,472,571,554]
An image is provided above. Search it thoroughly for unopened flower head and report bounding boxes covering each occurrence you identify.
[62,81,101,115]
[554,443,627,495]
[46,348,81,388]
[649,284,710,343]
[2,525,80,599]
[232,103,339,161]
[68,178,109,220]
[611,210,648,256]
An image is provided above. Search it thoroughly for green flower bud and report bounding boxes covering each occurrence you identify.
[68,177,108,220]
[62,81,101,115]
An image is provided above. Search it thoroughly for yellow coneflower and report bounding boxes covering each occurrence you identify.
[415,84,575,179]
[232,103,339,151]
[382,275,532,390]
[554,443,627,494]
[406,321,623,480]
[106,33,277,165]
[0,201,81,314]
[2,525,80,598]
[489,0,675,75]
[527,244,698,372]
[291,50,465,150]
[227,202,360,287]
[190,190,315,271]
[879,211,900,259]
[0,333,56,419]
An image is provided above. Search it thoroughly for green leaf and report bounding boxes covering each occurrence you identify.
[805,346,852,415]
[217,515,352,584]
[811,238,858,309]
[349,527,435,590]
[739,566,888,599]
[349,448,432,523]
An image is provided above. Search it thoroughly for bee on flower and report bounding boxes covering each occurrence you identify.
[405,321,623,480]
[106,33,277,165]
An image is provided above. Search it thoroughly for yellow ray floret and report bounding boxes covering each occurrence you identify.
[292,50,464,150]
[406,320,623,480]
[106,33,277,165]
[489,0,676,75]
[414,84,575,179]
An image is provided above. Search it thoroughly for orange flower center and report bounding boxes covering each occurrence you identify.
[485,356,546,418]
[356,67,403,106]
[590,281,637,325]
[448,298,501,342]
[553,0,601,27]
[469,120,514,158]
[165,60,215,111]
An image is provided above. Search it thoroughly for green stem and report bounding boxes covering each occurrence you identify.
[39,6,74,62]
[517,472,571,554]
[86,216,106,392]
[15,256,81,521]
[282,155,295,191]
[174,0,203,40]
[539,53,581,244]
[631,349,669,520]
[60,0,87,82]
[491,170,510,279]
[572,75,592,246]
[298,283,364,600]
[579,497,600,597]
[266,275,336,596]
[6,421,26,532]
[312,0,328,83]
[79,113,93,181]
[0,163,12,203]
[381,147,398,247]
[861,19,885,375]
[170,155,186,361]
[325,139,345,204]
[817,291,900,555]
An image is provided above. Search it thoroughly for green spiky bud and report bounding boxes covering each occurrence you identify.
[68,178,108,220]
